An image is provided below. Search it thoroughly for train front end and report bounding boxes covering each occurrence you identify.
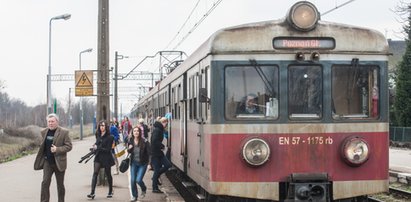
[205,1,389,201]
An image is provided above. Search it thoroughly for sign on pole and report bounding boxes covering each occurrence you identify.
[75,70,93,96]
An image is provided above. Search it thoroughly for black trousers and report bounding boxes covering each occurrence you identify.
[41,160,66,202]
[90,162,113,194]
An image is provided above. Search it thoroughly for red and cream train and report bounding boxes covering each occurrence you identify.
[134,1,389,201]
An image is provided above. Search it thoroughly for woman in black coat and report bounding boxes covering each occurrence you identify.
[87,120,115,199]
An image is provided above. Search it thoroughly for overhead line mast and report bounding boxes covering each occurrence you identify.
[97,0,110,122]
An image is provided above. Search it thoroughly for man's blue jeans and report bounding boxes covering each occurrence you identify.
[151,154,171,190]
[130,161,147,198]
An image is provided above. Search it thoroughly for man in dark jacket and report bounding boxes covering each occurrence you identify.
[150,117,171,193]
[34,113,73,202]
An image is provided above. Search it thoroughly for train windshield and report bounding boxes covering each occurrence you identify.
[225,65,279,120]
[332,65,380,119]
[288,65,323,119]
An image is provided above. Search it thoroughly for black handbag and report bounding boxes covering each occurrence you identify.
[119,154,130,173]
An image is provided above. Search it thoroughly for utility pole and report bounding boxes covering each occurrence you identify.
[96,0,110,186]
[114,51,128,121]
[97,0,110,123]
[114,51,119,121]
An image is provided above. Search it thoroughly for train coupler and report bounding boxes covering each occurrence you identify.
[285,173,330,202]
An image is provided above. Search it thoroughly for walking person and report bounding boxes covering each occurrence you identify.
[34,113,73,202]
[150,117,172,193]
[127,126,151,201]
[87,120,115,199]
[138,118,150,140]
[110,120,120,175]
[121,116,132,144]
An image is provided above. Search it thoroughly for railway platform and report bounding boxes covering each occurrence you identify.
[389,147,411,185]
[0,136,184,202]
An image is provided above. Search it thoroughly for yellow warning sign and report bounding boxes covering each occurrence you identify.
[75,70,93,96]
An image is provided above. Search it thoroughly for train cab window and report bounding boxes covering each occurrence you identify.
[288,65,322,119]
[332,65,379,120]
[225,65,279,120]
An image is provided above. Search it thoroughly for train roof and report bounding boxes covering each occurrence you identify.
[206,19,388,54]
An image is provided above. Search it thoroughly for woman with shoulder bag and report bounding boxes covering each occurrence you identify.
[127,126,151,201]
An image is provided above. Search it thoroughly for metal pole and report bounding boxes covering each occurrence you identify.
[68,88,72,128]
[79,52,83,140]
[79,48,92,140]
[114,52,128,121]
[114,51,118,121]
[47,19,52,114]
[47,14,71,115]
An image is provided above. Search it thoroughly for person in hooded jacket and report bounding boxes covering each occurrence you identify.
[150,117,171,193]
[110,120,120,175]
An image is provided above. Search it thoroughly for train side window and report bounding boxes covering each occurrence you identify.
[332,65,379,120]
[225,65,279,120]
[288,65,322,119]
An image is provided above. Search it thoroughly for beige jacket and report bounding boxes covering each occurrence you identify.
[33,127,72,171]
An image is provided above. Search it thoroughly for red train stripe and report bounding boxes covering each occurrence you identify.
[209,132,388,182]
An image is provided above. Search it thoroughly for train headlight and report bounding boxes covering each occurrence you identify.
[242,138,270,166]
[287,1,320,31]
[341,137,370,166]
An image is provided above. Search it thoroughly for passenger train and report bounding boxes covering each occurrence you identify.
[133,1,389,201]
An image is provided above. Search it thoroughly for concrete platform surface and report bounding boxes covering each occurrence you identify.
[0,136,184,202]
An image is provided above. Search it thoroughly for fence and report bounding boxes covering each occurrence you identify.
[390,127,411,142]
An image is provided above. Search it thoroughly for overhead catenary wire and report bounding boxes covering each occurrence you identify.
[172,0,223,50]
[164,0,202,50]
[321,0,356,16]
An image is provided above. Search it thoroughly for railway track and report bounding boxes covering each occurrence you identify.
[168,168,411,202]
[368,187,411,201]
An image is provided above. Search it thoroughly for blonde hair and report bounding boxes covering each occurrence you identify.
[159,117,168,123]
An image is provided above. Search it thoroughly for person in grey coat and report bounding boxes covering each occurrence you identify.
[34,113,73,202]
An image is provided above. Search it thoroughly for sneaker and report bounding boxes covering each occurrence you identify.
[107,192,113,198]
[152,189,163,194]
[130,197,137,202]
[141,191,146,199]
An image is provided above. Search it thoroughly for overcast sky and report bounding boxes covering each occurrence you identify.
[0,0,404,114]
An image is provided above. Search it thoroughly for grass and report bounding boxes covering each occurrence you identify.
[0,124,95,163]
[66,124,95,140]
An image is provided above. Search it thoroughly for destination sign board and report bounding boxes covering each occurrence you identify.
[273,37,335,50]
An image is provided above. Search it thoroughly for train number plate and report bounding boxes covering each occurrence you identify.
[278,136,334,145]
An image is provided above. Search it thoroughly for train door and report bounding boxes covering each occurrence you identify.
[198,66,209,176]
[196,71,204,177]
[179,76,188,173]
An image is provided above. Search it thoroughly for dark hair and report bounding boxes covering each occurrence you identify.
[132,126,142,137]
[130,126,144,147]
[96,120,109,137]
